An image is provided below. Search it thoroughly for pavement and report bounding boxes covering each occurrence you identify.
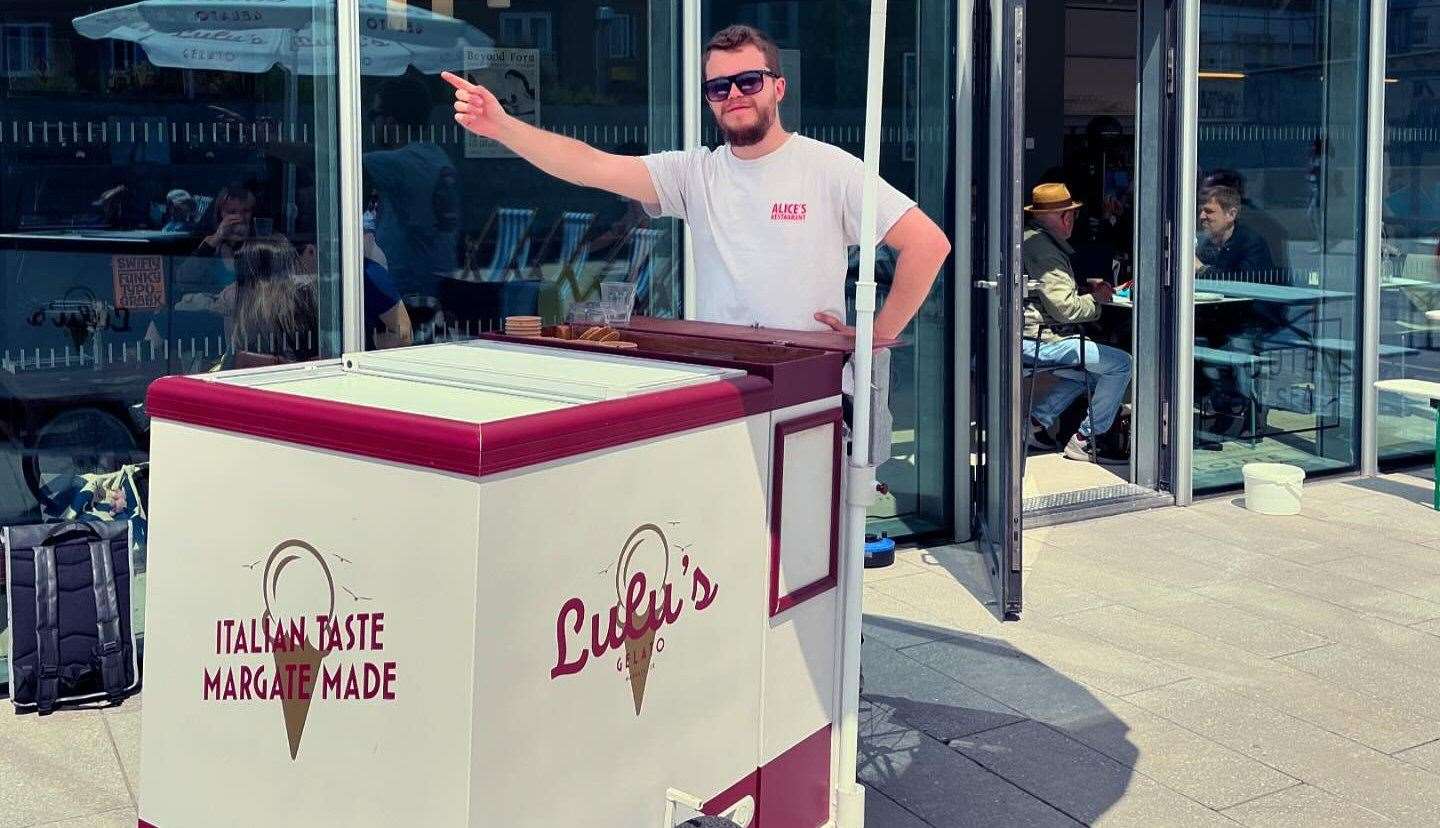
[4,471,1440,827]
[860,469,1440,826]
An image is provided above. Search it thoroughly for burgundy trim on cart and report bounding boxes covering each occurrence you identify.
[146,375,483,476]
[769,410,843,617]
[139,725,832,828]
[625,316,902,351]
[757,724,834,827]
[704,769,759,821]
[147,374,772,479]
[481,332,843,411]
[477,376,772,477]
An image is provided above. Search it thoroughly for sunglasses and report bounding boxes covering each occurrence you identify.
[703,70,780,103]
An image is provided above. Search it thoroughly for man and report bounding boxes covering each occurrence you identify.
[443,25,950,457]
[365,78,461,301]
[1196,185,1275,278]
[1201,170,1288,271]
[1021,183,1132,464]
[1195,185,1278,439]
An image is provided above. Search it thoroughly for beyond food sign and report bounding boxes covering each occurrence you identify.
[463,47,540,159]
[201,541,399,760]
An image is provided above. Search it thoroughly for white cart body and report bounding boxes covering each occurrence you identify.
[137,338,847,827]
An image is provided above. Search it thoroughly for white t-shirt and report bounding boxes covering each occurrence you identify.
[642,134,916,331]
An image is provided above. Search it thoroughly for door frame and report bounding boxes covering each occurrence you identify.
[953,0,977,539]
[965,0,1026,618]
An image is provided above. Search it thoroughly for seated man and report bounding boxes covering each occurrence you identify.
[1022,183,1133,464]
[1196,185,1274,278]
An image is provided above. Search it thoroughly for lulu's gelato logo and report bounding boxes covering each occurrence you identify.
[550,524,719,715]
[202,541,399,760]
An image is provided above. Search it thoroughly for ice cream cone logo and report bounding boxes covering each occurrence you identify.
[615,525,669,716]
[261,540,335,760]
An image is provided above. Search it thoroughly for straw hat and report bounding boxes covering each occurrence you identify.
[1024,182,1083,213]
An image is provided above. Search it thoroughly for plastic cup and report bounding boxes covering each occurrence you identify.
[600,281,637,326]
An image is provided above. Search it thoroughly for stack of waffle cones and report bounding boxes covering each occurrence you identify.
[504,316,542,338]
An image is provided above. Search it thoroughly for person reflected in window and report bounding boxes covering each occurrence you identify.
[1196,186,1274,280]
[223,236,318,369]
[364,77,461,300]
[1022,183,1133,465]
[1201,170,1289,270]
[360,209,414,350]
[588,141,653,256]
[177,185,256,296]
[160,189,202,233]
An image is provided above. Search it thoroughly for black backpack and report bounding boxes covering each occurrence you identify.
[4,521,139,714]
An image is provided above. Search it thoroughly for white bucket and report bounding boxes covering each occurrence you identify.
[1242,463,1306,515]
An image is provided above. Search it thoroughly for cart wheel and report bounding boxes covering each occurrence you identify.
[679,818,741,828]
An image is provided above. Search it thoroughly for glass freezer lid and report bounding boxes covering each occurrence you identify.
[209,340,746,425]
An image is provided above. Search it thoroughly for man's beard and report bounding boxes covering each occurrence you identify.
[718,104,776,147]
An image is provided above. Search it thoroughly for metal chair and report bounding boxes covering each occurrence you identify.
[1020,278,1096,470]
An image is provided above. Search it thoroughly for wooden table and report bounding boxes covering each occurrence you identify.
[1375,378,1440,510]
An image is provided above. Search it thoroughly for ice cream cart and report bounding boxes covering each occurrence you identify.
[137,331,856,827]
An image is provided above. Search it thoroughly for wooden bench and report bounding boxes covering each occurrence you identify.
[1195,347,1275,446]
[1375,378,1440,510]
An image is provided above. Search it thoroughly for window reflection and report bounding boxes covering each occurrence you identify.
[1378,0,1440,467]
[0,1,343,527]
[1192,0,1367,492]
[361,1,682,346]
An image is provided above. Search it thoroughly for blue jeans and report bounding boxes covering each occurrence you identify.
[1024,337,1133,438]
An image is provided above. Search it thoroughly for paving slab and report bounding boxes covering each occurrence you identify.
[859,700,1081,827]
[101,700,142,807]
[1196,577,1440,667]
[1125,679,1440,825]
[32,810,140,828]
[1395,739,1440,775]
[862,588,961,651]
[1219,783,1395,827]
[948,720,1240,827]
[0,709,133,828]
[891,599,1191,698]
[861,638,1026,740]
[1312,554,1440,604]
[1120,589,1330,658]
[862,786,933,828]
[1276,642,1440,722]
[1055,604,1440,754]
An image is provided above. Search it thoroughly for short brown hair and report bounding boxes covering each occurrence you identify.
[1201,185,1240,213]
[705,25,781,75]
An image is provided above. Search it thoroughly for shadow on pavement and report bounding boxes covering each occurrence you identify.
[1343,475,1435,506]
[858,615,1137,827]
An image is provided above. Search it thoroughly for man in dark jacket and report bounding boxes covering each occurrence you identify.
[1196,185,1275,278]
[1022,183,1132,464]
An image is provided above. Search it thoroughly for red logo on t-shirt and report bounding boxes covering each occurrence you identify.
[771,202,808,222]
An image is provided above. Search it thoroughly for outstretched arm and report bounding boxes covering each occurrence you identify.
[442,71,658,205]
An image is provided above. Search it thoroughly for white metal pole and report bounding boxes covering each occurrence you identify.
[835,1,888,825]
[682,0,701,319]
[1360,0,1388,476]
[1174,0,1200,505]
[337,0,366,354]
